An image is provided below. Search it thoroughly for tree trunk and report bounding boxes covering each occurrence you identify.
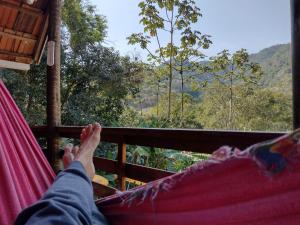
[229,84,232,129]
[168,61,173,120]
[167,6,175,121]
[139,95,143,117]
[228,67,234,129]
[156,79,160,117]
[180,61,184,127]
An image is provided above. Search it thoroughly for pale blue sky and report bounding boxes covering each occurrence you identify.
[91,0,291,59]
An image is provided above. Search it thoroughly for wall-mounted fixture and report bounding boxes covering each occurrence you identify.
[24,0,36,5]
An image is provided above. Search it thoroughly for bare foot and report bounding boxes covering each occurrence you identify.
[80,124,93,143]
[75,123,102,179]
[63,144,79,169]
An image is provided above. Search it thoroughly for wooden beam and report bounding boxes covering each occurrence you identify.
[0,59,30,70]
[125,163,174,183]
[46,0,62,170]
[0,28,37,43]
[0,0,43,17]
[291,0,300,129]
[0,49,31,58]
[53,126,285,153]
[34,14,49,63]
[93,157,117,174]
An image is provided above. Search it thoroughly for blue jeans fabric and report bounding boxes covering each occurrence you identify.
[14,161,109,225]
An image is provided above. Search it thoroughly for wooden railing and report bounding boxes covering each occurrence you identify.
[31,126,285,196]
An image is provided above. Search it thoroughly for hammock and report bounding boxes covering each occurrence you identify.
[0,80,55,225]
[1,79,300,225]
[97,142,300,225]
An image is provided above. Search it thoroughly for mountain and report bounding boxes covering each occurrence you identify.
[176,43,292,96]
[136,43,292,110]
[250,43,291,93]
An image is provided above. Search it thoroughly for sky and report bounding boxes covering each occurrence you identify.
[91,0,291,59]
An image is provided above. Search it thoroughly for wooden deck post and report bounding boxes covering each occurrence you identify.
[117,142,126,191]
[291,0,300,129]
[46,0,62,169]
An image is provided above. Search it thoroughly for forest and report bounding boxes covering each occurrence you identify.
[0,0,293,175]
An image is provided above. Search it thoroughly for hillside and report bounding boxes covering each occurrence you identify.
[134,43,292,110]
[250,43,291,93]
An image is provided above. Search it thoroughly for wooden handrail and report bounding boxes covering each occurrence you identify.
[93,156,175,183]
[93,157,117,174]
[31,125,286,195]
[125,163,174,183]
[32,126,285,153]
[92,182,117,197]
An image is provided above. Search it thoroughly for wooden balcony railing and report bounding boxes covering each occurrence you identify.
[31,126,285,197]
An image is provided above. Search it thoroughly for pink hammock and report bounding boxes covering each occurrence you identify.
[97,141,300,225]
[1,79,300,225]
[0,80,55,225]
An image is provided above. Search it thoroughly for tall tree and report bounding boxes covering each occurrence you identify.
[60,1,140,126]
[121,56,147,117]
[145,65,168,117]
[61,44,128,125]
[127,0,211,120]
[62,0,107,54]
[173,46,209,125]
[208,49,263,129]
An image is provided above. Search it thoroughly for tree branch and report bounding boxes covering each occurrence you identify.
[154,30,167,64]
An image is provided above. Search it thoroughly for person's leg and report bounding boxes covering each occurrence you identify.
[64,123,100,178]
[14,123,109,225]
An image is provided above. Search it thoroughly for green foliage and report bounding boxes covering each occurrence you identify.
[1,57,47,125]
[199,82,292,131]
[207,49,263,129]
[126,145,209,172]
[153,92,203,128]
[209,49,263,85]
[235,88,292,131]
[62,0,107,53]
[61,44,129,125]
[60,1,143,126]
[174,47,208,125]
[128,0,211,119]
[60,1,125,126]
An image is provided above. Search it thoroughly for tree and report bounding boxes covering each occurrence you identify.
[127,0,211,120]
[145,65,168,117]
[199,84,292,131]
[61,44,131,125]
[62,0,107,54]
[173,46,209,125]
[208,49,263,129]
[1,56,48,125]
[60,1,141,126]
[235,88,292,131]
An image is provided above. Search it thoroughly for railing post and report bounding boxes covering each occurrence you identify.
[291,0,300,129]
[117,142,126,191]
[46,0,62,170]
